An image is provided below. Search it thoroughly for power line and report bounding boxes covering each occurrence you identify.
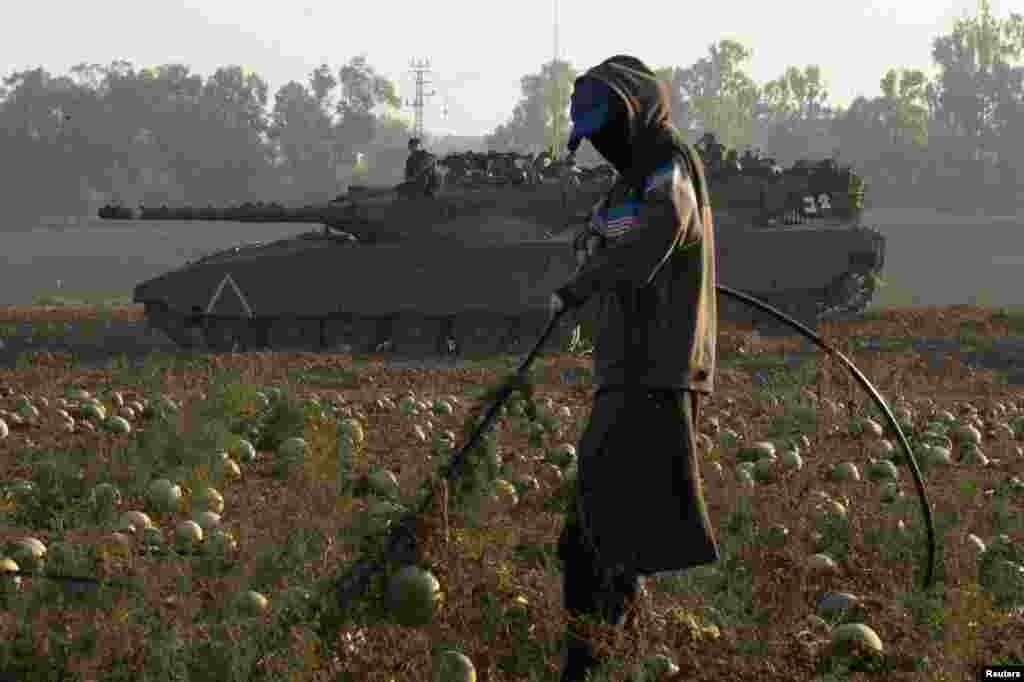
[552,0,563,156]
[407,59,437,140]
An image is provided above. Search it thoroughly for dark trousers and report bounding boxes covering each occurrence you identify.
[556,388,708,681]
[557,519,644,681]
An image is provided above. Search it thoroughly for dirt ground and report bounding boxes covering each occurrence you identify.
[1,303,1023,681]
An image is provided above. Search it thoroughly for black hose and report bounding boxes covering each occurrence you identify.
[716,283,936,590]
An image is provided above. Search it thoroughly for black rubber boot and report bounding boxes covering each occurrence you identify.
[557,522,642,682]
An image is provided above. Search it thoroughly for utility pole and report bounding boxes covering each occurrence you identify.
[552,0,562,157]
[407,59,437,140]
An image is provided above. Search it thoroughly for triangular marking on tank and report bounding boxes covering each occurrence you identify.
[205,273,254,318]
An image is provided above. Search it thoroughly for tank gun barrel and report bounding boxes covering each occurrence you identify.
[96,183,406,223]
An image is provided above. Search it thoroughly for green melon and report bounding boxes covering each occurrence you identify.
[965,533,987,556]
[829,623,883,657]
[238,590,270,615]
[761,523,790,547]
[779,450,803,471]
[737,441,775,463]
[957,424,983,445]
[368,469,400,499]
[232,439,257,463]
[830,462,861,482]
[278,437,308,460]
[119,510,154,532]
[66,388,91,401]
[205,528,237,555]
[81,402,106,421]
[388,565,443,626]
[8,538,46,573]
[0,557,22,592]
[175,520,203,549]
[878,482,902,504]
[141,526,164,547]
[432,650,476,682]
[193,510,222,531]
[431,399,455,417]
[105,415,131,434]
[546,443,577,468]
[365,498,406,533]
[340,418,365,447]
[90,482,123,510]
[148,478,182,512]
[867,458,899,482]
[927,446,954,466]
[193,487,224,514]
[630,653,680,681]
[398,396,418,416]
[492,479,519,509]
[753,457,778,482]
[806,553,838,574]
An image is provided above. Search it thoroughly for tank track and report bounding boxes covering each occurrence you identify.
[142,302,586,356]
[142,262,880,356]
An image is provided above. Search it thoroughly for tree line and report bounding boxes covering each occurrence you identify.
[1,0,1021,222]
[0,55,415,222]
[488,0,1024,210]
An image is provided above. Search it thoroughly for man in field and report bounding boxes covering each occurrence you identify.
[547,55,720,681]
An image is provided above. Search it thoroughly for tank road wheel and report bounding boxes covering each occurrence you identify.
[267,317,323,352]
[822,271,878,317]
[201,318,271,353]
[388,313,448,356]
[324,314,381,353]
[506,311,580,355]
[450,312,518,357]
[143,302,202,349]
[751,295,819,337]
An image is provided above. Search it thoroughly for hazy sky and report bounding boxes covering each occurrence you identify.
[3,0,1012,138]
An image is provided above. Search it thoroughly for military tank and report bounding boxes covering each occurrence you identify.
[101,148,885,355]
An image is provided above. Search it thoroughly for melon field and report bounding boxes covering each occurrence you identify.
[1,304,1024,681]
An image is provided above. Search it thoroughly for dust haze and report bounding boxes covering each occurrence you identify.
[2,4,1023,309]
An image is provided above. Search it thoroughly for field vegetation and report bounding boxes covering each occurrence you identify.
[1,305,1023,681]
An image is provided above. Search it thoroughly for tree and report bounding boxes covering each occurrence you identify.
[0,54,408,220]
[930,0,1024,154]
[0,67,105,215]
[336,55,401,152]
[879,68,931,146]
[669,40,761,149]
[486,59,576,155]
[267,79,337,200]
[830,95,890,169]
[755,65,835,163]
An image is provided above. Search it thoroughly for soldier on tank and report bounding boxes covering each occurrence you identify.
[534,149,554,182]
[403,138,440,198]
[698,132,725,172]
[549,54,719,682]
[724,148,742,175]
[740,147,756,170]
[404,138,426,181]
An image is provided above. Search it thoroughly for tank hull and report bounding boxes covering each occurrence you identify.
[132,223,885,354]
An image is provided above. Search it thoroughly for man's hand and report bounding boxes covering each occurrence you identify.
[549,292,566,318]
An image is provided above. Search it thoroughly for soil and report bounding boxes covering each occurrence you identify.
[1,303,1022,681]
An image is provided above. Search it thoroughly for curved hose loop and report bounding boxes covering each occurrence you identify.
[717,283,936,590]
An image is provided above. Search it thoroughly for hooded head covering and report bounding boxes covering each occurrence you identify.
[567,55,687,188]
